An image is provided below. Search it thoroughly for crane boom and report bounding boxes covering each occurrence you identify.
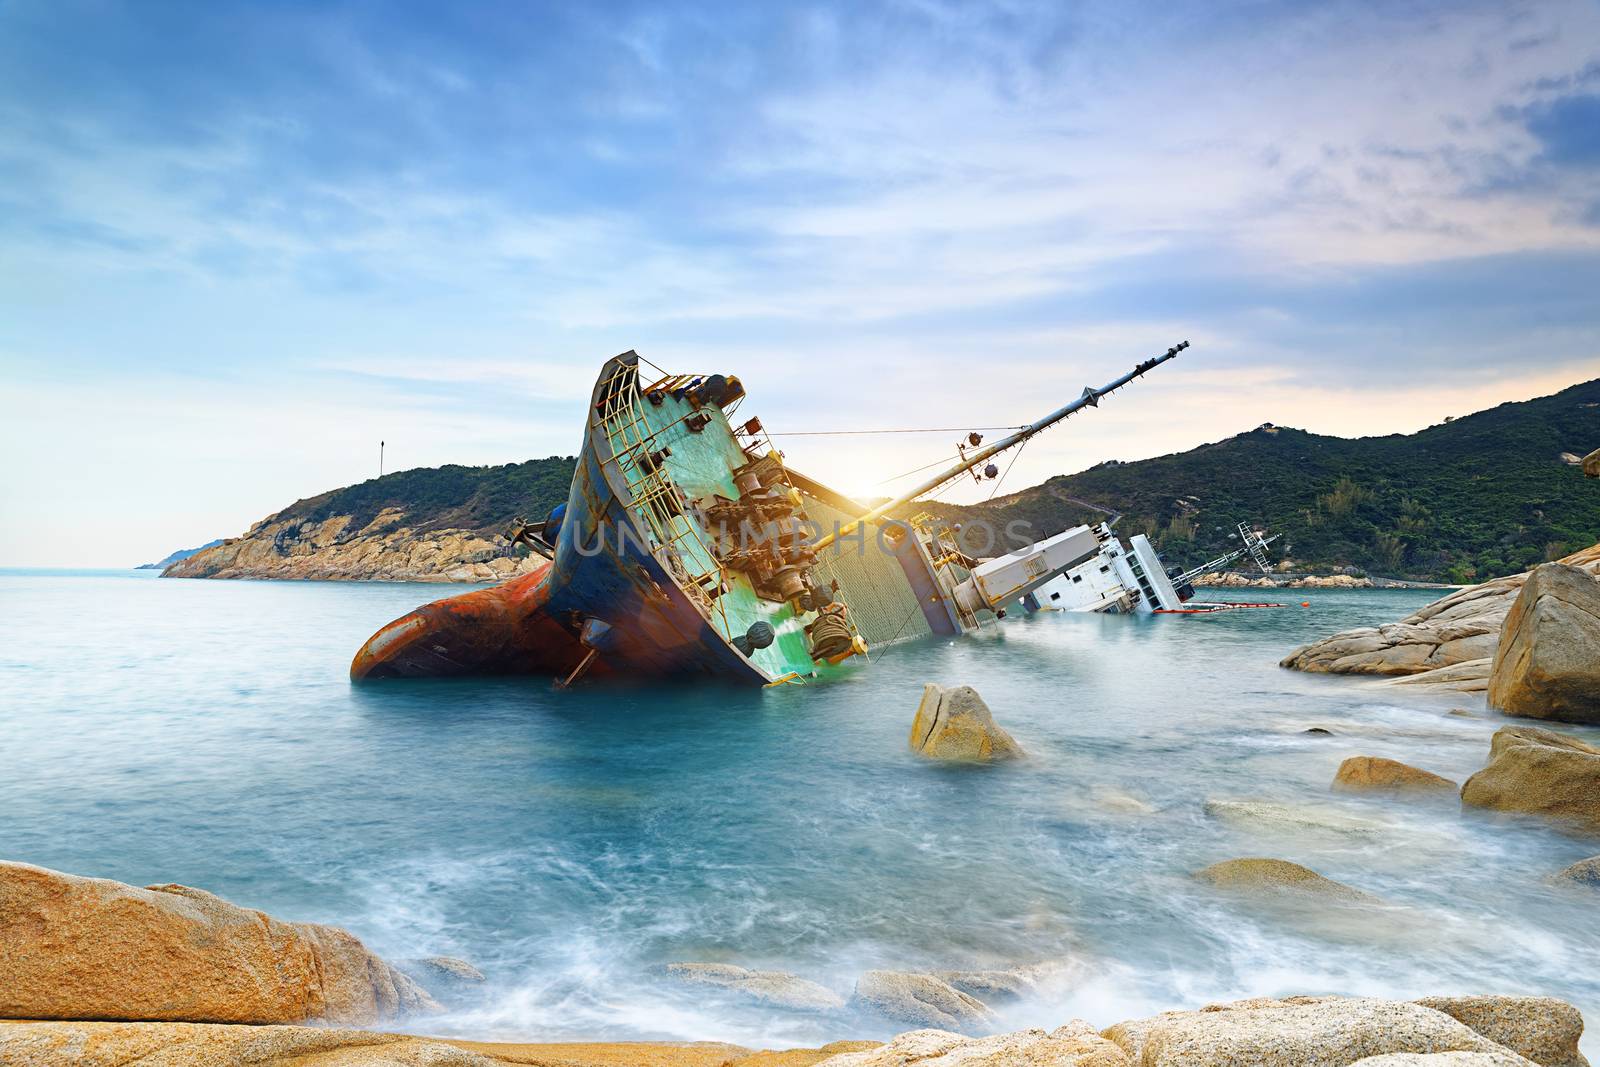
[810,341,1191,551]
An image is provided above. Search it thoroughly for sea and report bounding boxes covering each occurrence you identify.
[2,568,1597,1054]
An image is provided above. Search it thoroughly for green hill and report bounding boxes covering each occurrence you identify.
[279,457,578,537]
[923,378,1600,583]
[241,380,1599,584]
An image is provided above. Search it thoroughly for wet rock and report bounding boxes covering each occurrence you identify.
[1388,658,1494,693]
[1413,996,1589,1067]
[0,861,439,1026]
[1348,1053,1538,1065]
[1088,787,1158,816]
[849,971,997,1033]
[1333,756,1458,795]
[931,961,1072,1004]
[909,684,1024,762]
[1304,726,1336,735]
[394,956,486,1006]
[1550,855,1600,888]
[656,962,846,1014]
[1282,546,1600,690]
[1449,709,1480,718]
[1488,563,1600,726]
[1194,858,1381,903]
[815,1022,1128,1066]
[1102,995,1515,1066]
[1460,727,1600,837]
[1203,799,1385,838]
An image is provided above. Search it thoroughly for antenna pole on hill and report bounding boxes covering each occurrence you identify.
[380,441,385,478]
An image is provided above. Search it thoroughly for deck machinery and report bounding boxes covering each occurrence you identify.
[350,343,1192,686]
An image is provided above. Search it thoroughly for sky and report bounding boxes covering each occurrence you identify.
[3,0,1600,566]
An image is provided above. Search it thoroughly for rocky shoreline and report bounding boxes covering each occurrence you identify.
[6,806,1599,1067]
[1282,544,1600,701]
[164,506,541,583]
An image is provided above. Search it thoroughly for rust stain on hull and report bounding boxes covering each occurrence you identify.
[349,562,597,681]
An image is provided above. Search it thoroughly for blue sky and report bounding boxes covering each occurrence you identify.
[3,0,1599,565]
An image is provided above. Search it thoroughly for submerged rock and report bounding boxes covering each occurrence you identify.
[1203,799,1385,838]
[394,956,486,1006]
[815,1022,1128,1066]
[1102,995,1520,1067]
[1413,995,1589,1067]
[1086,786,1158,816]
[1488,563,1600,725]
[909,684,1024,762]
[1333,756,1459,795]
[1194,858,1381,903]
[850,970,997,1033]
[932,961,1073,1004]
[1550,855,1600,889]
[656,962,846,1014]
[0,861,438,1026]
[1460,727,1600,837]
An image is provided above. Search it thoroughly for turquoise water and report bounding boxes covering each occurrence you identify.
[3,569,1598,1051]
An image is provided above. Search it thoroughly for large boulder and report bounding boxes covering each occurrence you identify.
[909,685,1024,762]
[1488,563,1600,725]
[1101,996,1523,1066]
[1194,859,1380,903]
[1333,756,1458,796]
[0,861,439,1025]
[1584,448,1600,478]
[655,962,846,1014]
[849,971,997,1033]
[1413,996,1589,1067]
[815,1023,1128,1066]
[1460,727,1600,837]
[1282,545,1600,688]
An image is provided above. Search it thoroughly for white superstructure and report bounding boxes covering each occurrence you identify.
[1024,523,1188,614]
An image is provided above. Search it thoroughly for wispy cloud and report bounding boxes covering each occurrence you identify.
[2,0,1599,564]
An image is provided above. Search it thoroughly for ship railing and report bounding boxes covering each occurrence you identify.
[593,361,737,642]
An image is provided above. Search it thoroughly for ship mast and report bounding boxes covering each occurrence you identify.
[810,341,1191,551]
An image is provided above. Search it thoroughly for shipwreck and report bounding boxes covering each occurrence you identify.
[351,344,1191,686]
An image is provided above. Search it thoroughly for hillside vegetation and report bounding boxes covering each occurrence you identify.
[930,378,1600,583]
[188,380,1599,585]
[280,457,577,537]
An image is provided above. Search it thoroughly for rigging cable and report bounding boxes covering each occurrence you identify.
[984,436,1030,502]
[766,425,1029,437]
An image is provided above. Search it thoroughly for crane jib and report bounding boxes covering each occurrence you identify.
[810,341,1190,552]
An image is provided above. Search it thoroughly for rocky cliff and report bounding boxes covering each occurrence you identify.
[165,507,543,583]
